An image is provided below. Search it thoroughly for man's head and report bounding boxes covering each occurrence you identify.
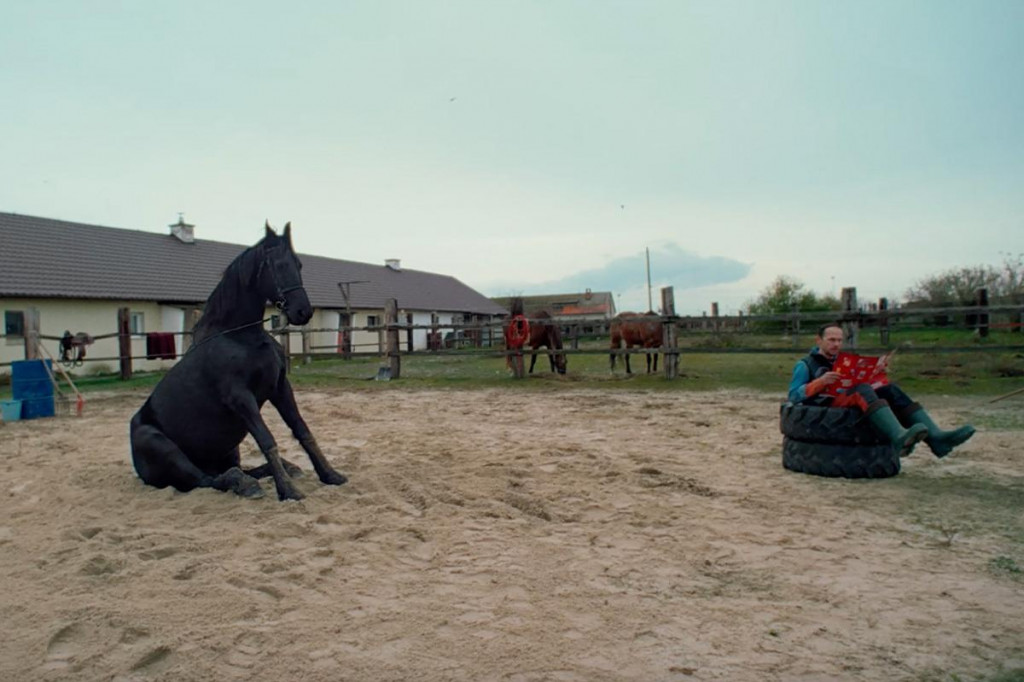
[816,323,843,359]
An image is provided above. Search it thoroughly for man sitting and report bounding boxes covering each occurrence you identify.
[789,323,975,457]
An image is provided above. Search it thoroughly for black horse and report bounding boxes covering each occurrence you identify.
[130,222,347,501]
[528,311,567,375]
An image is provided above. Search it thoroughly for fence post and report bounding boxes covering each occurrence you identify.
[385,298,401,379]
[841,287,858,349]
[661,287,679,380]
[790,303,800,346]
[301,328,312,365]
[878,297,890,346]
[711,302,719,333]
[118,307,133,380]
[23,307,40,360]
[430,312,440,351]
[184,308,202,349]
[976,287,989,338]
[342,313,352,359]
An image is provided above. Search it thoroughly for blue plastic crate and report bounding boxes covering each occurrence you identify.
[21,395,55,419]
[11,360,55,419]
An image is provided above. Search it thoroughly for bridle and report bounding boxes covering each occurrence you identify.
[259,246,305,311]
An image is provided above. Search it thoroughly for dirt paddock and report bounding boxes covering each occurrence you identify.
[1,386,1021,681]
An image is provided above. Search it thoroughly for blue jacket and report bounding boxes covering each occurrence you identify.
[788,346,835,404]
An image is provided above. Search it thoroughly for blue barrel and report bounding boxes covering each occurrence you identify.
[11,359,55,419]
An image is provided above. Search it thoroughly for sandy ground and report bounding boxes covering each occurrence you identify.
[0,385,1021,682]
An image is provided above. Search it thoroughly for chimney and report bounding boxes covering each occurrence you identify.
[169,214,195,243]
[385,258,401,271]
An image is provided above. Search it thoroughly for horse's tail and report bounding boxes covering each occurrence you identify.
[547,321,567,372]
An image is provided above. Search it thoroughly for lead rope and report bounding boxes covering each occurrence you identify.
[189,317,273,351]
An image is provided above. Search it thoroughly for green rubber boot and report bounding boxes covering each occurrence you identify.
[867,403,929,456]
[904,407,976,458]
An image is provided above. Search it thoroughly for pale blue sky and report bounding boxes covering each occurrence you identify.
[2,1,1021,314]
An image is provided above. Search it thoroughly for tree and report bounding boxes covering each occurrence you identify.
[747,276,839,315]
[904,253,1024,306]
[746,276,839,332]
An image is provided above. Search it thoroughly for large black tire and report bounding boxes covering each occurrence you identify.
[782,436,900,479]
[779,402,886,445]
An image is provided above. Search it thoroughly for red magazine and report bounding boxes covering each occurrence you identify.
[825,351,894,397]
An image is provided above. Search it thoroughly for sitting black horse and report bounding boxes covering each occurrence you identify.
[130,222,347,501]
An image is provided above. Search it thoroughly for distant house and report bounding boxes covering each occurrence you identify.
[0,212,507,373]
[491,291,617,324]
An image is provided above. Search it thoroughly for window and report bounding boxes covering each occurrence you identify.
[4,310,25,337]
[367,315,380,329]
[130,312,145,335]
[270,314,283,329]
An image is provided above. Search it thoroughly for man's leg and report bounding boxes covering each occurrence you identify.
[896,397,976,458]
[847,384,929,456]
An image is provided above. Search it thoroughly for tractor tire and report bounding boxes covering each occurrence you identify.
[782,436,900,479]
[779,402,886,446]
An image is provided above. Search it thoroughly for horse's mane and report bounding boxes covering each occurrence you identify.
[191,242,267,345]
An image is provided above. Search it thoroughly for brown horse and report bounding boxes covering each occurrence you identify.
[528,311,567,375]
[609,312,663,374]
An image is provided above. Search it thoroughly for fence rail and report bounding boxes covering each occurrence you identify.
[3,287,1022,380]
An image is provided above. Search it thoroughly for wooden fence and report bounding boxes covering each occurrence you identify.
[4,287,1023,382]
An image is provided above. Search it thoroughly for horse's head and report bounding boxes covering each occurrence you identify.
[258,221,313,326]
[554,352,567,374]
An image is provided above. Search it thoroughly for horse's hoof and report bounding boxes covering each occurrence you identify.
[321,470,348,486]
[236,473,265,498]
[277,486,305,501]
[239,483,265,499]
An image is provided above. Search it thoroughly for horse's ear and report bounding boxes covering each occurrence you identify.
[283,222,292,244]
[265,220,275,238]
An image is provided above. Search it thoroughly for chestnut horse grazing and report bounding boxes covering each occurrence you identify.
[528,311,567,375]
[609,312,663,374]
[130,222,347,501]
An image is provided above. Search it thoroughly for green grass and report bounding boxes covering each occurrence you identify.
[3,328,1022,399]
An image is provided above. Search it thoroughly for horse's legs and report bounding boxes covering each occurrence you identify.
[528,349,538,374]
[269,378,348,488]
[237,442,303,479]
[624,348,633,374]
[130,413,263,497]
[225,390,306,501]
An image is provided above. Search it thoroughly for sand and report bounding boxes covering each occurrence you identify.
[0,385,1021,681]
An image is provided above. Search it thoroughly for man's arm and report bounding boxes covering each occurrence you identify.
[788,360,837,403]
[788,361,812,403]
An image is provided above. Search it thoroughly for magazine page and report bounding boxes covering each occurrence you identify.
[825,351,892,396]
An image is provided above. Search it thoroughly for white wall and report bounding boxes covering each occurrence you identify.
[2,298,497,374]
[1,298,187,375]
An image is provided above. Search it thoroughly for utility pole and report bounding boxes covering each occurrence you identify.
[337,280,367,359]
[645,247,653,313]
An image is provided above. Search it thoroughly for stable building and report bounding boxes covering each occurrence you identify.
[0,212,507,374]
